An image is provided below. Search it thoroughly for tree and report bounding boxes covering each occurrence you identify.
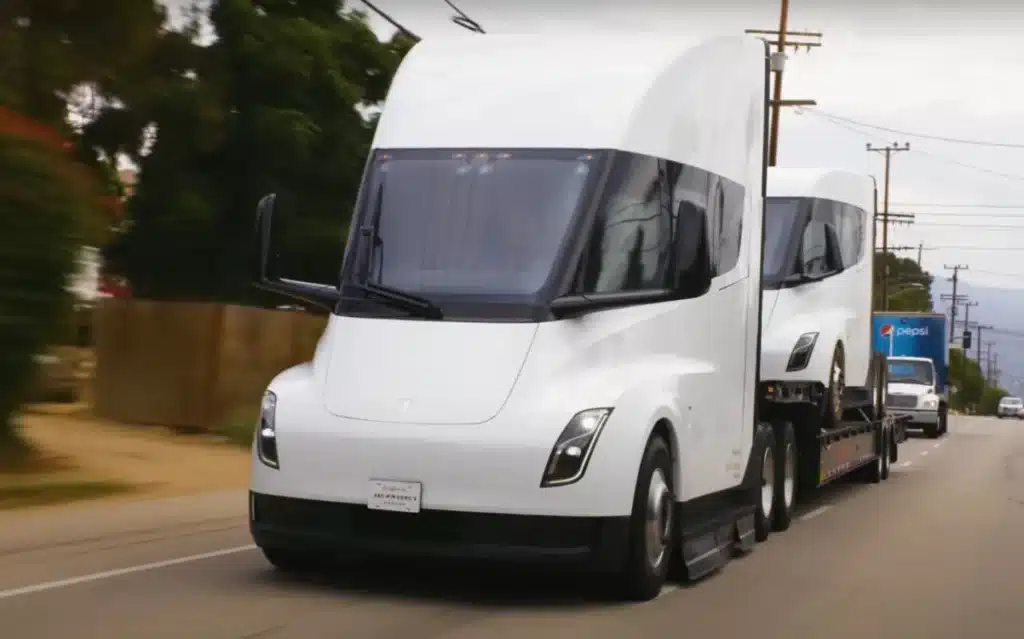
[101,0,415,304]
[874,252,932,312]
[0,113,108,452]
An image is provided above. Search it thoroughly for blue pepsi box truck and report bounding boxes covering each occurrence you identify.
[871,312,949,438]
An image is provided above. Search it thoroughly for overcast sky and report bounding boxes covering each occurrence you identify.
[162,0,1024,290]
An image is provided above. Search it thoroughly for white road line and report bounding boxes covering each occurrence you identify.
[658,585,681,597]
[900,461,913,467]
[920,451,929,456]
[0,544,258,601]
[933,443,941,449]
[800,505,832,521]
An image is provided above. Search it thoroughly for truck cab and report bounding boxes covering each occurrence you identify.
[886,356,942,432]
[997,396,1023,419]
[246,32,772,602]
[760,168,881,428]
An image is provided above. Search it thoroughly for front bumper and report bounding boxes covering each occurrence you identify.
[997,410,1023,418]
[888,407,938,426]
[249,492,630,570]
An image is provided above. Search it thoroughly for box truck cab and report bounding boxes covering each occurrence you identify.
[247,32,771,601]
[759,168,884,428]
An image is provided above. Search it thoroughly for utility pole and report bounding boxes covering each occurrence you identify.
[746,1,822,167]
[868,142,911,309]
[944,264,969,343]
[974,323,993,363]
[961,300,978,346]
[917,242,924,265]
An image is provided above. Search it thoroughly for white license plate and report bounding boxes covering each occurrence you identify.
[367,479,422,514]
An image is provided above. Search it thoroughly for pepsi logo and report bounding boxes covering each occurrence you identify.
[880,323,893,336]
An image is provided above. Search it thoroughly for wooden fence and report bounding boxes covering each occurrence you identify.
[93,299,326,430]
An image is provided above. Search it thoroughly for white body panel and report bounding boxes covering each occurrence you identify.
[886,357,940,423]
[252,33,767,517]
[760,169,875,389]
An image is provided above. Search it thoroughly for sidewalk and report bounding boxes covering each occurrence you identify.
[1,404,251,513]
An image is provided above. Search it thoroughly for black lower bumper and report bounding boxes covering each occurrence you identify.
[249,492,630,571]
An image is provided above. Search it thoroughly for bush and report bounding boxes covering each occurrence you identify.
[0,118,107,450]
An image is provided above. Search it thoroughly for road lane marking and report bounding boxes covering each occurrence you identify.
[933,443,941,449]
[0,544,257,601]
[900,461,912,467]
[800,505,831,521]
[658,585,680,598]
[920,451,929,456]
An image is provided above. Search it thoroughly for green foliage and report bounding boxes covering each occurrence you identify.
[0,131,105,445]
[99,0,413,303]
[874,252,932,312]
[979,386,1010,416]
[947,348,985,410]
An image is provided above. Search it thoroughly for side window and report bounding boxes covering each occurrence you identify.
[580,154,673,294]
[838,203,865,267]
[799,219,829,276]
[716,179,745,275]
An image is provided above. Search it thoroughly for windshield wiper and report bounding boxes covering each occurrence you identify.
[352,281,444,320]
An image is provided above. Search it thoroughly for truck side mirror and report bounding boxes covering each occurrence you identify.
[251,192,341,311]
[674,201,712,297]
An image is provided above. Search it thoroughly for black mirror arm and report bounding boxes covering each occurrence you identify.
[255,277,339,312]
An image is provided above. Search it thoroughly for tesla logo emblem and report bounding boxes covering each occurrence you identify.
[880,323,893,336]
[397,398,411,412]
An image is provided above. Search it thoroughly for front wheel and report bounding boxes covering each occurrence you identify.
[753,422,777,542]
[824,345,846,429]
[619,436,676,601]
[261,547,323,574]
[771,421,797,532]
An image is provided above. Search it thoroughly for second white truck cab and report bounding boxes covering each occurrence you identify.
[759,168,883,427]
[885,356,941,428]
[997,396,1023,419]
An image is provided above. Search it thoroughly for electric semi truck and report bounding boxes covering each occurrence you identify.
[246,32,898,602]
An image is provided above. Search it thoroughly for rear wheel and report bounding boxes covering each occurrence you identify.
[753,423,777,542]
[771,421,797,532]
[619,435,676,601]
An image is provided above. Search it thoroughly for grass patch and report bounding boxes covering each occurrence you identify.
[0,479,135,511]
[215,409,258,448]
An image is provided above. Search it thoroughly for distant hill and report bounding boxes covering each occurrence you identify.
[931,280,1024,395]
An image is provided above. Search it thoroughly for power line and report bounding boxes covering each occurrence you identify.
[800,109,1024,183]
[443,0,486,33]
[891,203,1024,209]
[804,108,1024,149]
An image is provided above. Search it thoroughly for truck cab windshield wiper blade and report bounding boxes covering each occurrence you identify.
[352,281,444,320]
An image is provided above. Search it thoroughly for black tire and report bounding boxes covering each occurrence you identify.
[619,435,676,602]
[872,352,888,421]
[771,421,797,532]
[862,427,886,484]
[880,427,892,481]
[261,547,322,573]
[824,345,845,429]
[938,407,948,435]
[923,423,939,439]
[753,422,776,542]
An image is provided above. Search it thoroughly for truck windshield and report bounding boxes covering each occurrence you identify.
[1000,397,1022,407]
[339,149,598,304]
[887,360,934,385]
[762,197,807,287]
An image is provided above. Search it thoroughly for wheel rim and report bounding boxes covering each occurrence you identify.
[645,468,673,569]
[830,358,845,421]
[783,441,796,509]
[761,447,775,517]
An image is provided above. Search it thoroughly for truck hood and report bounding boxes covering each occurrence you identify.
[760,289,780,332]
[320,315,537,425]
[887,382,933,396]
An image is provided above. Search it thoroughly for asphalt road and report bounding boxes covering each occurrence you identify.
[2,415,1024,639]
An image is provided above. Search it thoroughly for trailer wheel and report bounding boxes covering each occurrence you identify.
[771,421,797,532]
[862,428,886,484]
[753,423,776,542]
[619,435,675,601]
[824,345,845,429]
[880,426,891,481]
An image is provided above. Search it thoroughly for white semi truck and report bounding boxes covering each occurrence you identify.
[246,32,898,602]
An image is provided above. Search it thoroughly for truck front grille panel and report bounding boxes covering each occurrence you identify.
[886,393,917,409]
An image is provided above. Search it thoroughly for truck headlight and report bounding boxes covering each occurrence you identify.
[256,391,279,469]
[540,408,612,487]
[919,395,938,410]
[785,332,819,372]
